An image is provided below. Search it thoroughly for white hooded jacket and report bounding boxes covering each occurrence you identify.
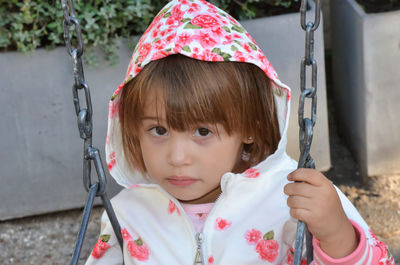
[85,0,395,264]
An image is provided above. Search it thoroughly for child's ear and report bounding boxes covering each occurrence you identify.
[243,136,254,144]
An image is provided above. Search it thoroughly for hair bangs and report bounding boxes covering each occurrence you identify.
[140,55,240,134]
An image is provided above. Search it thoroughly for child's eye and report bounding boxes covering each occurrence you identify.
[149,126,168,136]
[194,127,212,137]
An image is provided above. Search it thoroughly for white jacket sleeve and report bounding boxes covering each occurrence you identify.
[84,211,123,265]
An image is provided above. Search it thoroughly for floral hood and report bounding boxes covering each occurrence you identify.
[105,0,292,188]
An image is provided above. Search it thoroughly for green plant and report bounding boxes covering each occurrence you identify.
[0,0,297,64]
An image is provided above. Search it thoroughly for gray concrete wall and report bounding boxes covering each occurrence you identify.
[0,3,330,220]
[330,0,400,177]
[364,9,400,176]
[0,46,132,220]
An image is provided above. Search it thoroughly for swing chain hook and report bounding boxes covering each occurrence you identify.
[62,0,99,189]
[294,0,321,265]
[61,0,124,263]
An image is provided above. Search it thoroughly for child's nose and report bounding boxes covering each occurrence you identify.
[167,136,192,167]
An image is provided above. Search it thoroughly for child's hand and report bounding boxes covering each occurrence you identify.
[284,168,359,258]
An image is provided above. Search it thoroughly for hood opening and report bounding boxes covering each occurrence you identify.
[105,0,292,187]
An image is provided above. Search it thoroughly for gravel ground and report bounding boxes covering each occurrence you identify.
[1,59,399,264]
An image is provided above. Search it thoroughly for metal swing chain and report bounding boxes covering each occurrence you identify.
[294,0,321,265]
[60,1,124,264]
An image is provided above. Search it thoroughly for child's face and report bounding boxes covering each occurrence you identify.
[138,93,245,204]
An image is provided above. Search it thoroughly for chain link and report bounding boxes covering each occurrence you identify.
[294,0,321,265]
[60,0,124,263]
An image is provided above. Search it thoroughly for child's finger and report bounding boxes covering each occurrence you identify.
[289,207,311,222]
[286,195,312,210]
[287,168,325,186]
[283,182,315,198]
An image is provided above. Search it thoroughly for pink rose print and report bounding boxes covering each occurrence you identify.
[263,60,278,79]
[143,13,164,35]
[285,247,307,265]
[232,33,242,41]
[227,15,239,25]
[208,256,214,264]
[114,81,125,97]
[223,34,234,45]
[368,227,395,264]
[286,249,294,265]
[153,39,167,50]
[233,50,247,62]
[128,184,140,189]
[191,14,220,28]
[91,235,111,259]
[122,228,150,261]
[127,238,150,261]
[193,32,218,48]
[243,42,253,53]
[165,4,184,27]
[187,3,201,13]
[255,239,279,262]
[168,200,181,215]
[210,27,225,38]
[171,4,184,19]
[199,0,217,12]
[121,228,133,241]
[165,33,177,43]
[244,168,260,178]
[179,0,190,5]
[152,50,169,61]
[257,53,267,64]
[151,27,161,39]
[138,43,152,57]
[176,33,193,47]
[108,100,117,119]
[214,218,232,231]
[245,229,262,245]
[173,43,183,53]
[207,7,219,14]
[107,152,116,171]
[192,49,223,61]
[133,65,142,75]
[159,29,169,37]
[245,229,279,262]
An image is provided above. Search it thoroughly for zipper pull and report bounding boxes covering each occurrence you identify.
[193,233,204,265]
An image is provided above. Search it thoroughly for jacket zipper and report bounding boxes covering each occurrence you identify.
[153,179,231,264]
[192,174,231,265]
[193,232,204,265]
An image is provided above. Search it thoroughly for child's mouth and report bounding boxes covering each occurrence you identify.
[167,176,198,186]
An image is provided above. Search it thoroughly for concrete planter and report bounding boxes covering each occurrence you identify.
[330,0,400,177]
[0,1,329,220]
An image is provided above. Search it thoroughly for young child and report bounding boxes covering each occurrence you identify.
[85,0,396,264]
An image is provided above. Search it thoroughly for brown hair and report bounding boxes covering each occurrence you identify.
[119,54,280,173]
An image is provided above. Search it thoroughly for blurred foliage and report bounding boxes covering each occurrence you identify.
[0,0,298,64]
